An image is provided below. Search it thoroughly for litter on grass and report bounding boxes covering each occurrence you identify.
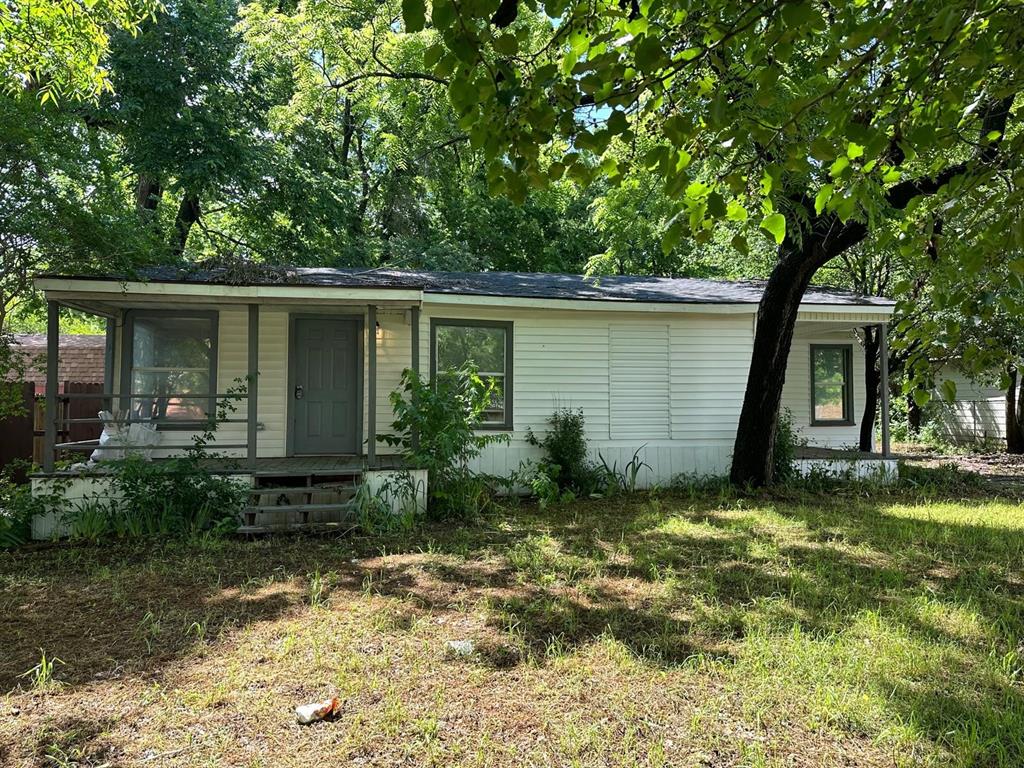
[445,639,475,656]
[295,696,341,724]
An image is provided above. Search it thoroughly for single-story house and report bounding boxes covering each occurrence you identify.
[30,267,896,535]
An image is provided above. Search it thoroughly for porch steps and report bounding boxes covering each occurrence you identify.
[240,469,363,534]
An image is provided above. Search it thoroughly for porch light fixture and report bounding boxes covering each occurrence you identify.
[375,320,382,339]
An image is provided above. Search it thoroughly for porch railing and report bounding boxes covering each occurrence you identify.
[41,390,256,472]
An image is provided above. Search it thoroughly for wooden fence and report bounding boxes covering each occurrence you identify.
[0,381,104,480]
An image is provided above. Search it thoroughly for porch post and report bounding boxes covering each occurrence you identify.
[103,317,116,394]
[878,322,890,457]
[367,304,377,467]
[247,303,259,469]
[43,300,59,473]
[410,305,420,451]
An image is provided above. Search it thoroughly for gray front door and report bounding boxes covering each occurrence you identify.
[291,317,361,454]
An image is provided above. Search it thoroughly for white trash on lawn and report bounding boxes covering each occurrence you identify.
[295,696,341,725]
[445,639,475,656]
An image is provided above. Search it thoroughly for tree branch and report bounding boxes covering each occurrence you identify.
[329,71,448,89]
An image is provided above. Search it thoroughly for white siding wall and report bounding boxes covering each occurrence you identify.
[419,305,755,484]
[781,327,867,449]
[107,300,882,480]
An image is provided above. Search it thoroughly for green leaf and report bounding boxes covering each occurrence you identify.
[731,233,749,255]
[634,35,666,73]
[1008,259,1024,276]
[431,0,456,30]
[913,388,932,408]
[940,379,957,402]
[829,155,850,178]
[814,184,833,215]
[423,43,445,68]
[493,33,518,56]
[726,199,747,222]
[607,110,628,135]
[707,191,727,218]
[760,212,786,244]
[402,0,426,32]
[846,142,864,159]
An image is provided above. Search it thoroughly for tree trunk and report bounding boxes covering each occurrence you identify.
[859,326,881,452]
[1006,367,1024,453]
[170,193,201,257]
[731,240,830,486]
[907,394,922,434]
[135,175,162,216]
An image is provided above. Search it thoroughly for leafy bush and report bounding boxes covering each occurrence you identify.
[380,366,507,519]
[99,453,246,539]
[772,408,800,484]
[355,473,420,534]
[898,461,984,492]
[599,446,652,494]
[0,463,49,548]
[526,408,605,497]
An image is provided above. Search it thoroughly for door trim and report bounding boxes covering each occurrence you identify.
[286,313,364,457]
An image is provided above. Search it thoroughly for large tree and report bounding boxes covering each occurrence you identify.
[405,0,1023,484]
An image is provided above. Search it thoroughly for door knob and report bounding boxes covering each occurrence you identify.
[294,385,304,400]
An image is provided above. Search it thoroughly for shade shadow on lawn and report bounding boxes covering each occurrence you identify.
[2,487,1023,765]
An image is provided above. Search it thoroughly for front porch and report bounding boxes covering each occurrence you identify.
[31,280,430,537]
[34,283,425,473]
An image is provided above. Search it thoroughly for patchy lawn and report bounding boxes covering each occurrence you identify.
[2,490,1023,767]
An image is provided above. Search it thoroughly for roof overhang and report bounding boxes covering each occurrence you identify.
[34,277,424,308]
[35,275,895,318]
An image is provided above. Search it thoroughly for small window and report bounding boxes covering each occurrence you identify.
[122,311,218,426]
[430,319,512,430]
[811,344,853,425]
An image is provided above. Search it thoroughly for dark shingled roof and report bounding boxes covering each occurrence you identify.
[49,266,895,307]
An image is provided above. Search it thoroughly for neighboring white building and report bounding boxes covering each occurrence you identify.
[933,365,1007,444]
[31,268,895,533]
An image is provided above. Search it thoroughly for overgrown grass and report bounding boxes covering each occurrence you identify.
[1,488,1021,767]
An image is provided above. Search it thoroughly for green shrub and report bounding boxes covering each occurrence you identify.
[0,462,48,548]
[526,408,605,497]
[380,366,507,519]
[101,453,246,538]
[354,473,420,534]
[898,461,984,491]
[599,446,652,494]
[772,408,800,484]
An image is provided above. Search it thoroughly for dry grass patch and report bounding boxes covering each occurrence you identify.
[1,490,1022,767]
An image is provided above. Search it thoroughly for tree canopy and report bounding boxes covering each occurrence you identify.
[1,0,156,101]
[404,0,1022,482]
